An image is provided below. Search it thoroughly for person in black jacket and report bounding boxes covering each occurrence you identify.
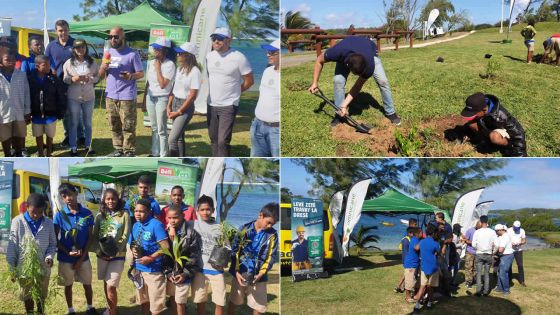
[445,92,527,157]
[28,55,66,156]
[163,205,201,315]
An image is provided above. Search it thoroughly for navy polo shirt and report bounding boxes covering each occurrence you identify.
[53,204,94,263]
[45,37,74,78]
[291,239,308,263]
[130,216,168,272]
[24,211,44,237]
[324,36,377,78]
[419,236,440,276]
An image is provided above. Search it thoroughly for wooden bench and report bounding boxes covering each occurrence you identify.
[376,34,402,52]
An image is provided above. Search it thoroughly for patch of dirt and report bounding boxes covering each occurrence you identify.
[331,118,398,156]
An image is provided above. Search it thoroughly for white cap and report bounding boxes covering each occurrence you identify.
[150,37,171,49]
[513,220,521,228]
[211,27,231,39]
[261,39,280,52]
[174,41,198,55]
[494,224,505,231]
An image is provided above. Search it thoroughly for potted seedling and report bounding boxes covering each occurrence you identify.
[98,216,119,257]
[208,221,237,269]
[235,228,257,285]
[130,229,144,259]
[159,236,192,279]
[58,210,92,255]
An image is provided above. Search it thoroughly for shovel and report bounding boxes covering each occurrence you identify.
[313,89,373,134]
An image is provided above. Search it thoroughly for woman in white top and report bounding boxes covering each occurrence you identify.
[145,37,176,157]
[167,42,201,157]
[62,39,100,156]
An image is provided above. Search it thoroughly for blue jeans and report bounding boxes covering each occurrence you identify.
[334,55,395,115]
[475,253,492,294]
[68,98,94,149]
[250,118,279,157]
[146,93,169,157]
[498,254,514,292]
[63,106,85,140]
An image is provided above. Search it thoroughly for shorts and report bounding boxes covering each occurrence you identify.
[420,271,439,287]
[97,257,125,288]
[136,272,167,314]
[545,37,560,55]
[525,40,535,51]
[229,278,268,313]
[31,121,56,138]
[58,260,93,286]
[191,272,226,306]
[166,280,191,304]
[0,120,26,142]
[19,268,50,301]
[404,268,417,291]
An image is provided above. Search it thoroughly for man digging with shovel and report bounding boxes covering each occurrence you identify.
[308,36,401,127]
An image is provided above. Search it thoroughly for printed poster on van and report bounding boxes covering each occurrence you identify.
[291,197,323,275]
[0,161,14,254]
[155,161,198,207]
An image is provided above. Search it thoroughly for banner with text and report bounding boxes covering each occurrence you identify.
[155,161,198,207]
[291,198,324,275]
[0,161,14,254]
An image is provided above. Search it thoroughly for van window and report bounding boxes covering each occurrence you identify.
[29,176,49,195]
[281,206,291,230]
[12,174,20,199]
[84,188,97,204]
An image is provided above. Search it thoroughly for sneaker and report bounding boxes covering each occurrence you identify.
[60,137,69,148]
[124,151,136,157]
[86,308,98,315]
[70,148,79,157]
[86,148,96,156]
[502,291,511,296]
[386,113,401,125]
[426,302,433,309]
[330,115,342,127]
[107,150,124,157]
[22,148,29,157]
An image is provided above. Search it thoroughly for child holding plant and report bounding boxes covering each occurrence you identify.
[6,193,57,314]
[125,175,161,221]
[228,203,279,315]
[162,205,202,315]
[192,194,226,315]
[129,198,169,315]
[159,185,197,228]
[54,183,96,315]
[91,188,130,315]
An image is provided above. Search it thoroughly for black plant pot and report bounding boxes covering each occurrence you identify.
[131,243,144,258]
[99,236,119,257]
[242,271,255,285]
[208,246,231,269]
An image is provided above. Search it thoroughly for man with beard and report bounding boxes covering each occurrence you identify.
[291,225,310,270]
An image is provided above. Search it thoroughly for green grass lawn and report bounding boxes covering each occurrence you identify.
[281,22,560,157]
[2,86,256,157]
[0,257,279,315]
[281,248,560,315]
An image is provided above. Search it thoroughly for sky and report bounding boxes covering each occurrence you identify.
[281,0,532,29]
[281,158,560,210]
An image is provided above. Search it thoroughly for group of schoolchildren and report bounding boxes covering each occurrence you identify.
[6,175,279,315]
[395,213,526,313]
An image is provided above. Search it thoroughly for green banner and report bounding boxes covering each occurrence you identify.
[149,23,191,57]
[0,161,14,254]
[155,161,198,207]
[291,197,324,275]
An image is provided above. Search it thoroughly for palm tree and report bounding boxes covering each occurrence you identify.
[220,0,279,40]
[282,10,314,45]
[350,225,381,256]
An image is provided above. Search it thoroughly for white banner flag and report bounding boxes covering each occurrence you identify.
[342,179,370,257]
[43,0,49,46]
[507,0,516,32]
[427,9,440,30]
[48,158,62,215]
[329,190,344,229]
[475,200,494,218]
[198,157,225,216]
[452,188,485,234]
[189,0,222,114]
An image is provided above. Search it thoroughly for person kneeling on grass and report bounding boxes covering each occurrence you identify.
[7,193,57,315]
[228,203,279,315]
[54,183,96,315]
[91,188,131,315]
[162,205,202,315]
[28,55,66,157]
[541,34,560,66]
[413,224,440,314]
[130,198,169,315]
[445,92,527,157]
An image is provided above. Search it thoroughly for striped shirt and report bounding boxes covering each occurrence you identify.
[6,214,57,269]
[0,70,31,124]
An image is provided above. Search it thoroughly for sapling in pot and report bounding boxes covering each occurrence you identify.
[98,215,119,257]
[58,210,92,254]
[235,228,257,285]
[208,221,237,269]
[160,236,191,278]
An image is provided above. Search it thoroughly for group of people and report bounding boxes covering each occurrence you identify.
[521,19,560,65]
[0,20,280,157]
[6,175,279,315]
[395,213,527,313]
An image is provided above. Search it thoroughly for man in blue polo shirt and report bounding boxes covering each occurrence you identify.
[413,224,440,313]
[124,175,161,222]
[53,183,97,315]
[308,36,401,126]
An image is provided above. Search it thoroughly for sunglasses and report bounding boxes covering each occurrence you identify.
[210,35,226,42]
[266,51,279,56]
[108,35,120,40]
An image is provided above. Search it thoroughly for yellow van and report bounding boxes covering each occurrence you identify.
[11,169,100,218]
[280,202,335,272]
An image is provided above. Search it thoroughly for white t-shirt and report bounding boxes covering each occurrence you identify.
[496,233,514,255]
[172,66,202,100]
[472,227,497,254]
[255,66,279,123]
[146,59,176,96]
[206,49,252,107]
[507,227,526,252]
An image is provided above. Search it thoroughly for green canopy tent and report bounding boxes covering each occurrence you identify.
[70,1,184,41]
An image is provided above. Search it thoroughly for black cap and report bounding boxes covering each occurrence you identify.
[461,92,487,120]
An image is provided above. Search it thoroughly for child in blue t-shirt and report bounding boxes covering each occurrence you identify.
[130,198,169,315]
[403,227,422,303]
[395,227,413,293]
[413,224,440,313]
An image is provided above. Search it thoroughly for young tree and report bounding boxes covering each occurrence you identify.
[447,9,471,33]
[221,0,279,40]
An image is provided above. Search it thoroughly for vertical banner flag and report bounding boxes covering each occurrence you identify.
[198,158,225,214]
[155,161,199,207]
[49,157,62,214]
[342,179,371,257]
[452,187,485,233]
[425,9,439,38]
[291,198,324,276]
[189,0,222,114]
[0,17,11,37]
[508,0,516,32]
[329,190,344,229]
[475,200,494,218]
[0,161,14,254]
[43,0,49,45]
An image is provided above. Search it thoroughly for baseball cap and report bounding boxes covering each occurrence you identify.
[73,39,87,48]
[494,224,505,231]
[149,37,171,50]
[461,92,487,120]
[261,39,280,52]
[211,27,231,41]
[174,41,198,55]
[513,220,521,228]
